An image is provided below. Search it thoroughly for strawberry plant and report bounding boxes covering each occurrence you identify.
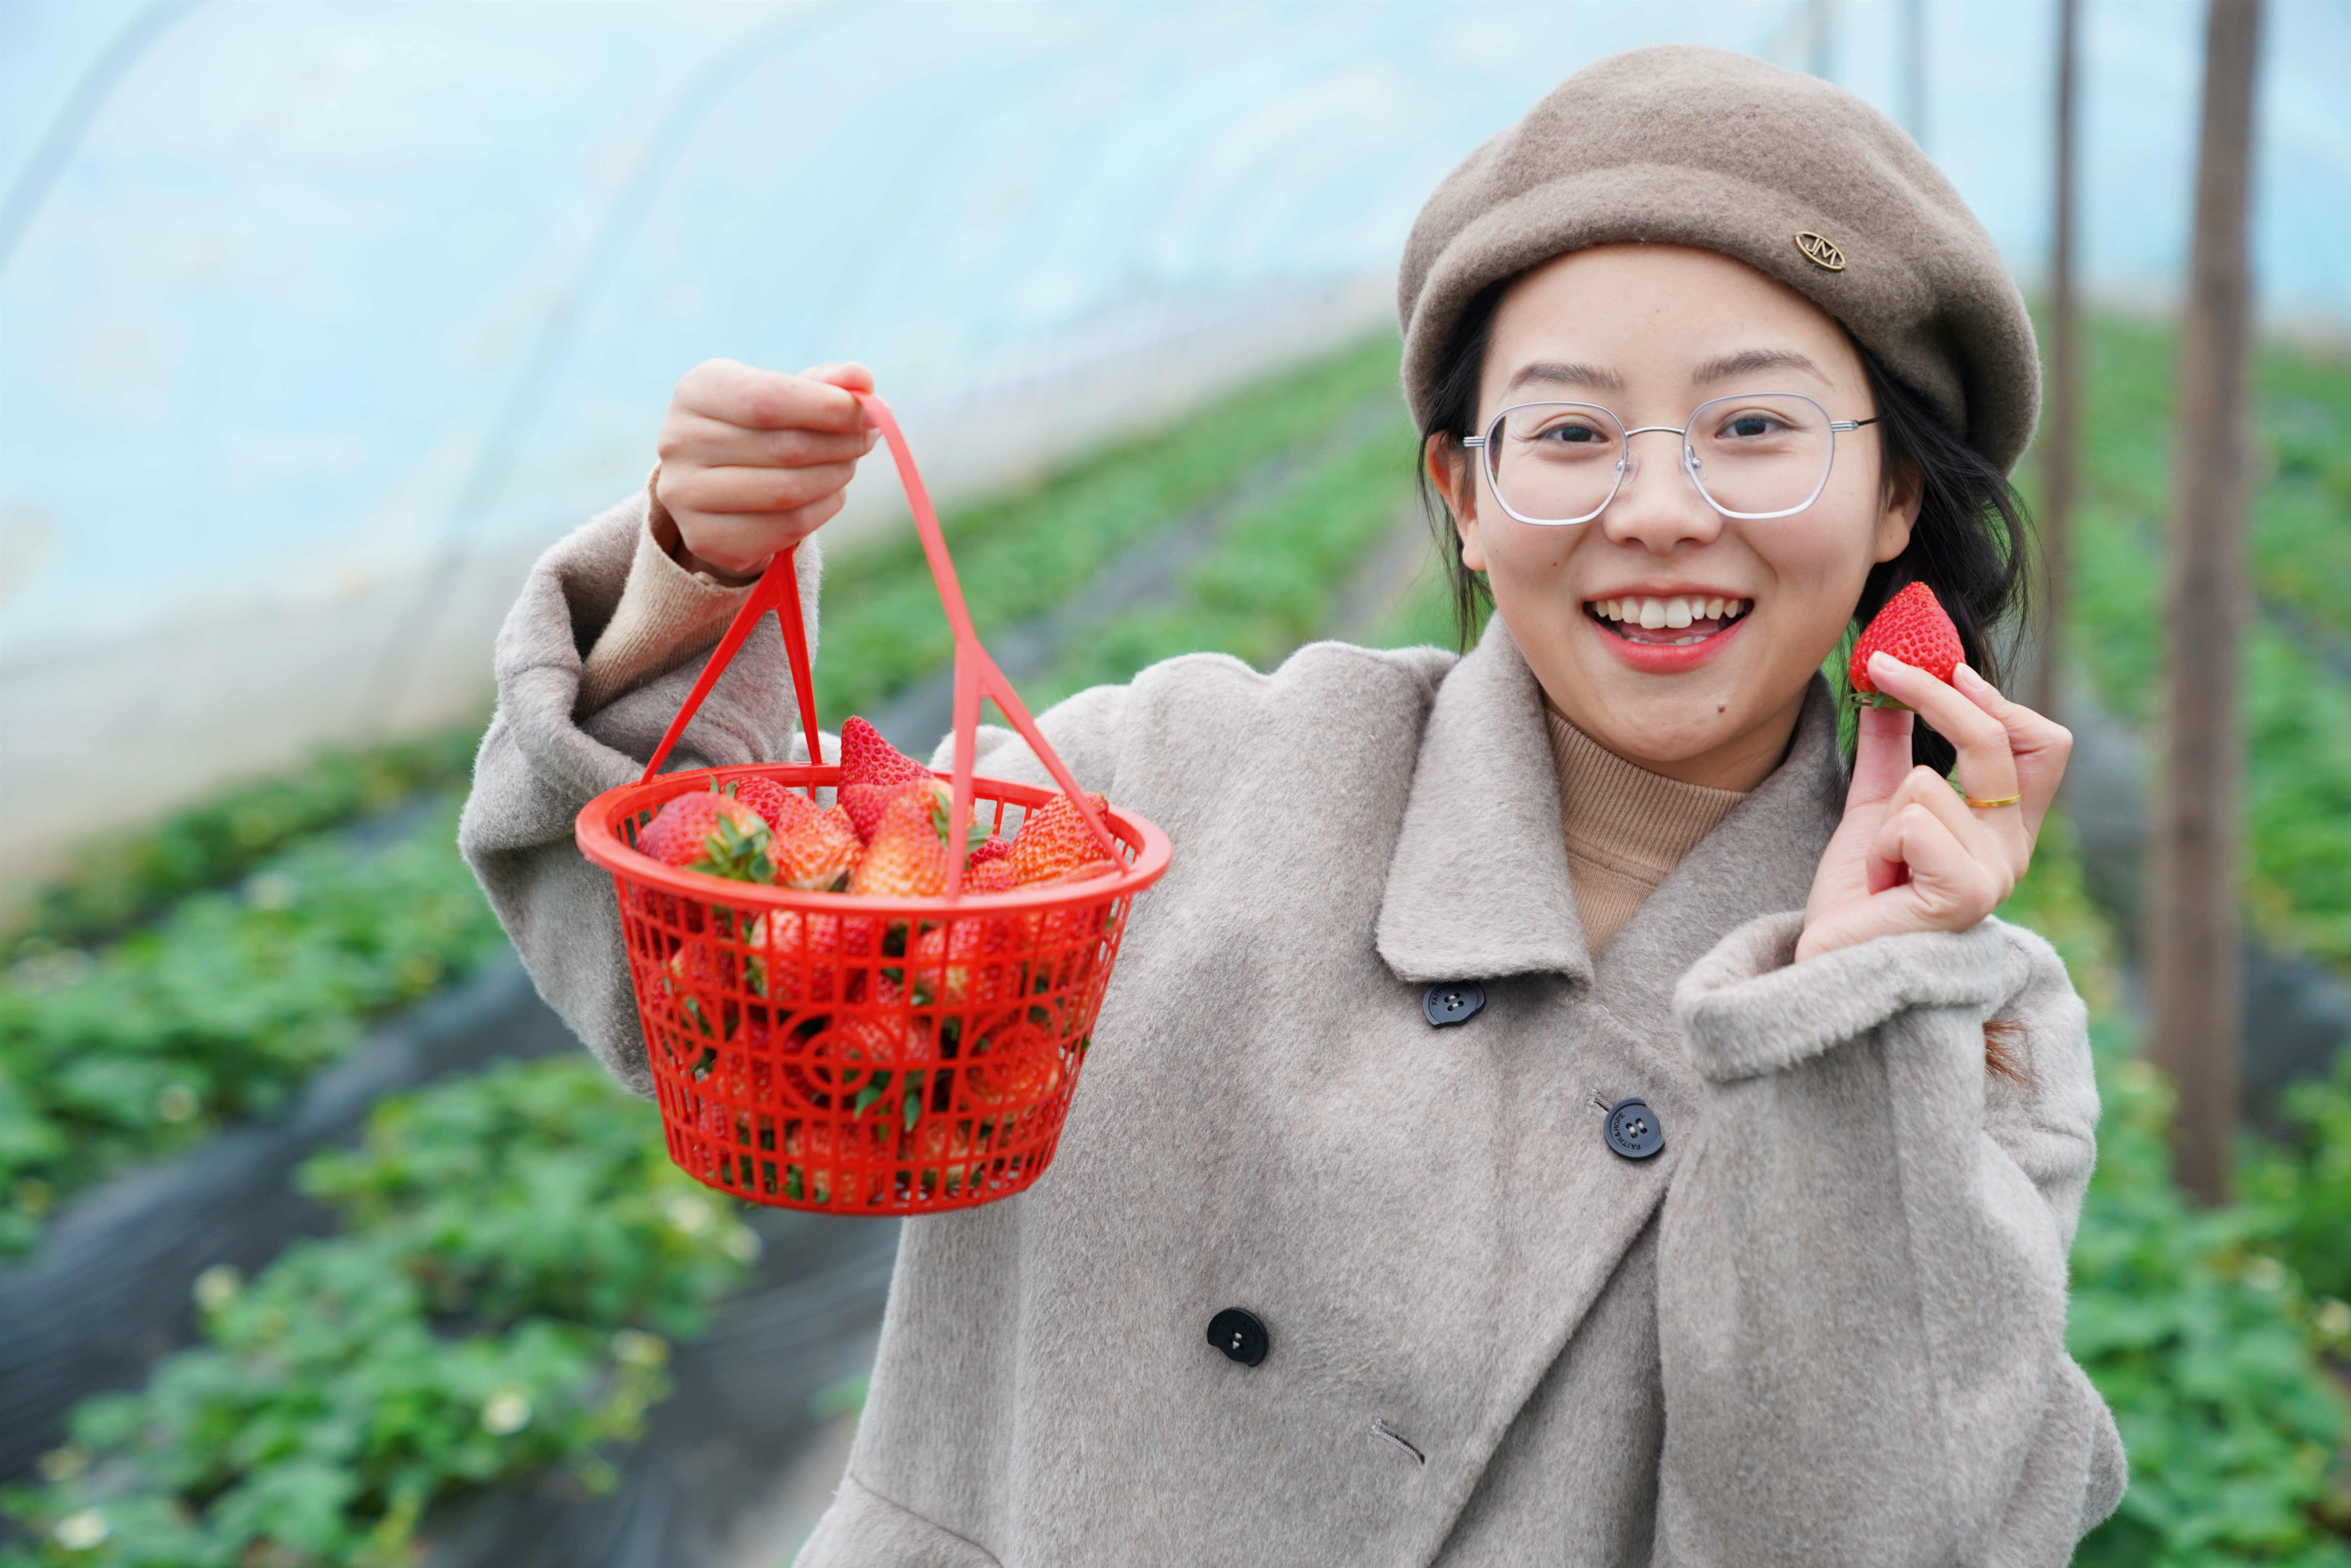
[0,1056,753,1568]
[0,798,507,1256]
[1999,819,2351,1564]
[6,728,479,959]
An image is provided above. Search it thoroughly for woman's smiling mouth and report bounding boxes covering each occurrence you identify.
[1585,594,1752,647]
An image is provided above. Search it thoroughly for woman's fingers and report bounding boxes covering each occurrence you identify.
[1870,795,2012,927]
[1866,653,2030,849]
[667,491,848,578]
[1951,662,2073,843]
[1867,654,2020,799]
[657,358,882,576]
[666,460,862,517]
[1844,699,1916,809]
[660,413,876,472]
[676,359,871,434]
[800,361,877,395]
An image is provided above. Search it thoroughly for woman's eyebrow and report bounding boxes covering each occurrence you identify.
[1691,348,1826,384]
[1504,360,1625,395]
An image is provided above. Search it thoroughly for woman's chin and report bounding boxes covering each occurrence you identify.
[1554,628,1770,769]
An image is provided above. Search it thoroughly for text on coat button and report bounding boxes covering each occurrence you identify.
[1422,981,1485,1027]
[1206,1307,1269,1367]
[1603,1097,1665,1160]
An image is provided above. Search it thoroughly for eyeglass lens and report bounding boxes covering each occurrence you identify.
[1485,395,1838,523]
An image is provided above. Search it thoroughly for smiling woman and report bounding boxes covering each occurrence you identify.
[461,43,2116,1568]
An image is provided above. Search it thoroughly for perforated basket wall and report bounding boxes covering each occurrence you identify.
[581,764,1167,1214]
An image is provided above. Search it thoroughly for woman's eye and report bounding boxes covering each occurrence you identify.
[1716,412,1786,440]
[1535,422,1608,445]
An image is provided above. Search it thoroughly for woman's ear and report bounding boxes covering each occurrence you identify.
[1425,433,1488,572]
[1872,456,1923,564]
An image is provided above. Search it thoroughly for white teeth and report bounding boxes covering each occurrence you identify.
[1589,594,1751,630]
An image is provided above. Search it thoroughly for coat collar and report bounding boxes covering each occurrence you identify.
[1373,615,1848,990]
[1375,617,1588,985]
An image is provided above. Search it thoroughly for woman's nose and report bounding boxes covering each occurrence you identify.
[1598,434,1724,553]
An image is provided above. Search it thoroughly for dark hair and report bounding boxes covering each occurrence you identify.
[1413,282,2031,776]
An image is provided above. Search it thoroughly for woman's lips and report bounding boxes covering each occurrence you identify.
[1583,601,1749,673]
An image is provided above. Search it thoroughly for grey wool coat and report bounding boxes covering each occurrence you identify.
[460,494,2126,1567]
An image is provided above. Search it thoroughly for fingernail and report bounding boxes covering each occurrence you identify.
[1954,661,1989,692]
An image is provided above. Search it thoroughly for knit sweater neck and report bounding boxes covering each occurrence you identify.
[1543,706,1750,952]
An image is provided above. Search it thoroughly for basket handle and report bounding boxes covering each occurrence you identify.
[636,389,1120,899]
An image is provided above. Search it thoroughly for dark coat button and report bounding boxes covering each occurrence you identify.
[1422,982,1485,1028]
[1603,1097,1664,1160]
[1207,1307,1269,1366]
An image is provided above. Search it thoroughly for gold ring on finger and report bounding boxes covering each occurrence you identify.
[1963,792,2023,809]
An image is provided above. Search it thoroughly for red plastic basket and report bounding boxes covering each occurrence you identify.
[576,390,1172,1214]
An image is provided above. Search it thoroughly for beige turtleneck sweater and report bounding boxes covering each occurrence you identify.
[1542,706,1749,951]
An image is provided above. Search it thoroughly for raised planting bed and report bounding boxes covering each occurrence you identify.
[0,1055,868,1566]
[0,954,574,1481]
[0,795,511,1261]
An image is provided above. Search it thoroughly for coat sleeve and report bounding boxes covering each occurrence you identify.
[455,489,822,1097]
[1653,912,2125,1567]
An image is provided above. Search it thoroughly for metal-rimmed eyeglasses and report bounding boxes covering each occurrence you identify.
[1461,393,1879,525]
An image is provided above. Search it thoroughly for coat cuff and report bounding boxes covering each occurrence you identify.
[1674,913,2009,1083]
[575,471,761,714]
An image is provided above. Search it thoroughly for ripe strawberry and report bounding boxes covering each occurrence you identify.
[900,1116,978,1195]
[1848,582,1964,707]
[1008,793,1116,886]
[969,835,1013,867]
[962,1017,1063,1108]
[638,791,774,882]
[833,971,920,1066]
[848,782,962,899]
[748,907,872,1005]
[1020,862,1119,988]
[838,716,934,842]
[909,915,1018,1008]
[783,1116,889,1207]
[723,775,798,833]
[964,856,1018,895]
[763,793,861,892]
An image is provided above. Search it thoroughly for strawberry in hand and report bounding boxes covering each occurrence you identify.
[1798,652,2072,962]
[1847,582,1964,710]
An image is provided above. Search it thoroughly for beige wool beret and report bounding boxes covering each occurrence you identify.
[1398,45,2040,474]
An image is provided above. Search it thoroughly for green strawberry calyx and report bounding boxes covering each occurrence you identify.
[687,817,776,884]
[926,790,995,854]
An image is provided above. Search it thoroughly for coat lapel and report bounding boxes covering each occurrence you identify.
[1375,617,1594,987]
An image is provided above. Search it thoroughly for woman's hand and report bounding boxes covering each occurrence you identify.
[654,359,880,581]
[1794,654,2073,963]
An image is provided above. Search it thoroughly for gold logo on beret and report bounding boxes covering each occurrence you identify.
[1795,232,1846,271]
